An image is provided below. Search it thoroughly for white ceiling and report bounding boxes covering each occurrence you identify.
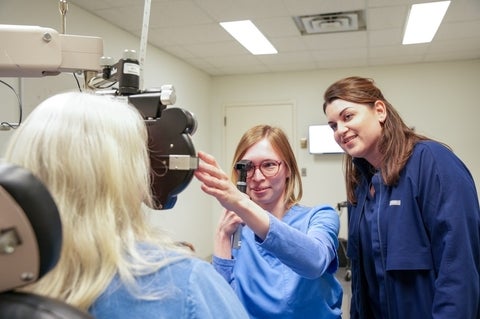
[68,0,480,76]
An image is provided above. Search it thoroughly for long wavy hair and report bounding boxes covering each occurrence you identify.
[323,76,431,204]
[230,124,302,209]
[4,92,187,310]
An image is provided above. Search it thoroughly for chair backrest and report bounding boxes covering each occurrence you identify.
[0,162,93,318]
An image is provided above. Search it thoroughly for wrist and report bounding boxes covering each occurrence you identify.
[214,231,233,259]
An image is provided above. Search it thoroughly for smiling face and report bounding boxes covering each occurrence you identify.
[242,138,289,213]
[325,99,386,168]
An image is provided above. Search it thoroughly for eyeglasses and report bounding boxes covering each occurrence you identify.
[246,160,282,179]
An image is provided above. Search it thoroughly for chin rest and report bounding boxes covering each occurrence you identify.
[0,163,93,318]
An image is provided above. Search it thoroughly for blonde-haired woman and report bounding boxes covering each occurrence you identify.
[194,125,343,318]
[4,92,248,319]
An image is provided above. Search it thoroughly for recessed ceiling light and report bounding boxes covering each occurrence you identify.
[220,20,278,55]
[402,1,451,45]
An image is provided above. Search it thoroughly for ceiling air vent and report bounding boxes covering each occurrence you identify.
[294,11,364,35]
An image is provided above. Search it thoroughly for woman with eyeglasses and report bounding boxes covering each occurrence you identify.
[194,124,343,319]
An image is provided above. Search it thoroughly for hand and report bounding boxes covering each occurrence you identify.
[214,210,244,258]
[218,210,245,238]
[195,150,270,241]
[194,151,249,212]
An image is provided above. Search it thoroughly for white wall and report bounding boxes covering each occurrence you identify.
[2,0,480,260]
[209,61,480,223]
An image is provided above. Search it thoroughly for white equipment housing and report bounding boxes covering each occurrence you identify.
[0,24,103,77]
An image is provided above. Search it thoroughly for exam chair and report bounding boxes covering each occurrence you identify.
[0,163,93,318]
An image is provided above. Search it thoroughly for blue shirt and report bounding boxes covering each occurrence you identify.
[358,172,382,319]
[213,204,343,319]
[348,141,480,319]
[89,252,249,319]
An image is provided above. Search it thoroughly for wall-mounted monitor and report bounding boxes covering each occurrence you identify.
[308,125,344,154]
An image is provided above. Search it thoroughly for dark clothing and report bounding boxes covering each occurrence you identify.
[348,141,480,319]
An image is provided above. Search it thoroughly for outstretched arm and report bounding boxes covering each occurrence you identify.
[194,151,270,240]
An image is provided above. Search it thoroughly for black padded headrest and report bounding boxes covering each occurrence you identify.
[0,164,93,318]
[0,291,93,319]
[0,163,61,277]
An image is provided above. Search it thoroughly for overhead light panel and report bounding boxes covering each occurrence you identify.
[402,1,451,45]
[220,20,278,55]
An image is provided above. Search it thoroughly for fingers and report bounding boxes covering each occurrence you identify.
[195,151,224,179]
[218,210,244,236]
[194,150,244,212]
[194,153,227,200]
[224,210,243,223]
[197,151,218,167]
[194,151,229,187]
[195,167,228,193]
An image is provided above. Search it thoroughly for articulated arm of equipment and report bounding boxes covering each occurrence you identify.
[0,24,103,77]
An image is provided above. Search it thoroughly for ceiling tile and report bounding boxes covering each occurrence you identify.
[283,0,366,16]
[301,31,368,51]
[149,1,214,28]
[366,6,408,30]
[369,29,403,46]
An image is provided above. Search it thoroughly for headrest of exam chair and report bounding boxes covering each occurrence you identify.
[0,163,93,318]
[0,163,61,292]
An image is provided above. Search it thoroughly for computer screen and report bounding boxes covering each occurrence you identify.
[308,125,344,154]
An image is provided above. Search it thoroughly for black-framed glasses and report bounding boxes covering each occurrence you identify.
[246,160,282,179]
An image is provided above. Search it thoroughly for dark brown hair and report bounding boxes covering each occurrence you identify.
[323,76,430,204]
